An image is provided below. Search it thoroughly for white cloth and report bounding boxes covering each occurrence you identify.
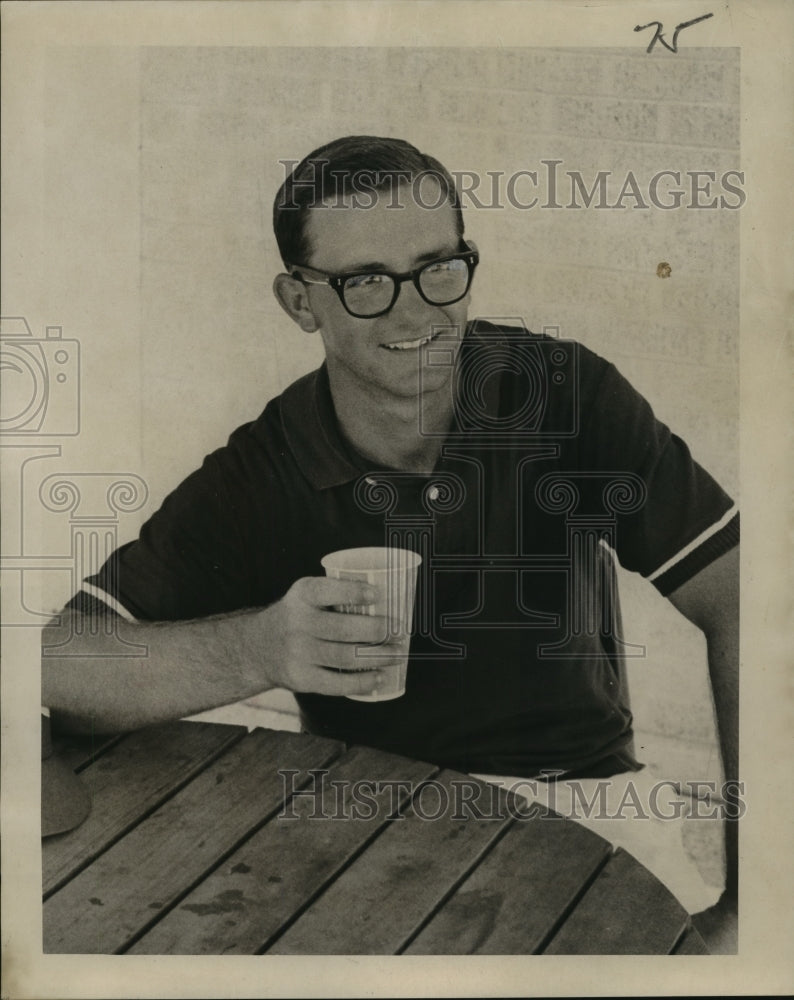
[471,764,725,914]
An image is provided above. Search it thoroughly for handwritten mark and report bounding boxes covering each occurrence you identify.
[635,12,714,53]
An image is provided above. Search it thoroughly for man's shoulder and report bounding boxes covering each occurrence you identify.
[465,318,607,374]
[464,318,613,422]
[224,366,321,451]
[211,363,343,493]
[467,317,596,353]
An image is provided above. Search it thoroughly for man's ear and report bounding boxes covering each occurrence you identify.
[273,273,320,333]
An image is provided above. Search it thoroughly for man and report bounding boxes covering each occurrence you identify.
[43,135,738,947]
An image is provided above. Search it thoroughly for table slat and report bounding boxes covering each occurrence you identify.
[43,728,343,953]
[267,770,513,954]
[543,847,690,954]
[43,721,246,896]
[673,926,710,954]
[129,745,438,954]
[56,732,125,771]
[406,806,612,954]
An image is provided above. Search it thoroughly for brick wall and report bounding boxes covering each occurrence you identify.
[139,45,739,496]
[140,47,740,755]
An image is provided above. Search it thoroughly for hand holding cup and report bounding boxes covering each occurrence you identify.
[260,575,402,699]
[321,547,422,702]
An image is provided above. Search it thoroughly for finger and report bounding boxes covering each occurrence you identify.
[306,664,386,698]
[309,637,408,672]
[314,609,399,645]
[295,576,379,610]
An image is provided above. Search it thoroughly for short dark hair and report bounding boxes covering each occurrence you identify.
[273,135,464,267]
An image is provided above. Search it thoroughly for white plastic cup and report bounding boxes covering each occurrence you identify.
[320,546,422,702]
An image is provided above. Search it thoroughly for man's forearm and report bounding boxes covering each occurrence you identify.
[705,622,739,788]
[42,576,395,734]
[667,545,740,902]
[41,607,276,734]
[705,614,739,899]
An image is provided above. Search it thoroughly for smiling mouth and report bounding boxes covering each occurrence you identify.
[381,331,439,352]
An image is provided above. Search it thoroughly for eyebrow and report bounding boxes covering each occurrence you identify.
[337,244,460,273]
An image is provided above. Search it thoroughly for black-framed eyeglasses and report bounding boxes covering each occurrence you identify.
[286,241,479,319]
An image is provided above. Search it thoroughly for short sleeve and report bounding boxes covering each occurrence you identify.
[74,451,252,622]
[575,356,738,595]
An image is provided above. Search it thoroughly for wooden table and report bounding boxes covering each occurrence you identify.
[43,720,709,954]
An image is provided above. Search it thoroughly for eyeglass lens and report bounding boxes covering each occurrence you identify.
[343,258,470,316]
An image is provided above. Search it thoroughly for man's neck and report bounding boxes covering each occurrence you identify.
[329,373,453,474]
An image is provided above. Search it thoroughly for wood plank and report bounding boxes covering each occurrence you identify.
[43,728,343,953]
[543,847,690,954]
[267,770,514,954]
[129,745,438,954]
[406,806,612,954]
[55,731,125,771]
[43,721,246,896]
[673,925,710,954]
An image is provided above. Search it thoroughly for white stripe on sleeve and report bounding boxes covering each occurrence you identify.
[647,504,738,583]
[80,583,138,622]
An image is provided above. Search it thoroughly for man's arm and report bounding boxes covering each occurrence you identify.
[665,544,739,947]
[666,544,739,796]
[42,577,405,734]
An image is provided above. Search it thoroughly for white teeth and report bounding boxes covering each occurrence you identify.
[383,334,433,351]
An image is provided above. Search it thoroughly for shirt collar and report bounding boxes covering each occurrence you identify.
[279,320,508,491]
[279,362,363,490]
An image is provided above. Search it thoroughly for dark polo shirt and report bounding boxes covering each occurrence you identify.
[75,322,738,776]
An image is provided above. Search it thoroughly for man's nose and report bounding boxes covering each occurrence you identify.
[392,277,432,317]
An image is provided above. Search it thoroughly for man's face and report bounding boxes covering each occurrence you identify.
[300,180,470,404]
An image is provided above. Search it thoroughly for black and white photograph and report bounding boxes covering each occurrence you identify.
[2,1,791,997]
